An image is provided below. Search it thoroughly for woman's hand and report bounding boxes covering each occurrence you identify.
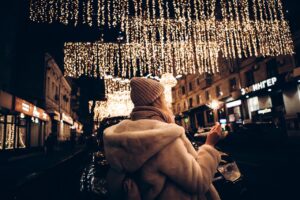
[205,123,223,147]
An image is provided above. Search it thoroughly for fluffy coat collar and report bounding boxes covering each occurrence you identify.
[104,119,185,172]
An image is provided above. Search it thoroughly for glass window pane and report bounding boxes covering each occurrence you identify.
[248,97,259,112]
[5,123,15,149]
[18,127,27,148]
[0,122,4,150]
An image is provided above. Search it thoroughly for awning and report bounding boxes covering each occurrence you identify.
[14,97,50,121]
[61,112,73,125]
[46,110,61,121]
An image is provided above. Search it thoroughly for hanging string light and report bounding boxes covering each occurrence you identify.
[90,76,133,121]
[218,0,294,58]
[64,40,219,78]
[34,0,294,77]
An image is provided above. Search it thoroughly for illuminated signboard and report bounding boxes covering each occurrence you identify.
[15,97,49,121]
[241,77,277,95]
[258,108,272,115]
[226,100,242,108]
[61,113,73,125]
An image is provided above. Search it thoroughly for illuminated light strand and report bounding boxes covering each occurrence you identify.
[64,40,219,78]
[28,0,295,77]
[90,77,133,121]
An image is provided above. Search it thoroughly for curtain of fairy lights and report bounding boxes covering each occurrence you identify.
[89,77,133,121]
[64,41,219,78]
[31,0,294,77]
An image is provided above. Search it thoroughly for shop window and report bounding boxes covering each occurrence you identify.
[245,70,255,87]
[247,97,259,119]
[206,110,215,124]
[63,124,71,140]
[181,86,186,95]
[266,59,279,78]
[189,98,193,108]
[0,115,4,149]
[189,82,193,91]
[5,116,15,150]
[229,78,237,92]
[16,117,27,148]
[17,127,26,148]
[205,91,210,101]
[258,96,272,110]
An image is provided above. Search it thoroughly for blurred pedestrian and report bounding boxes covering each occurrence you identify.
[45,133,55,155]
[104,77,224,200]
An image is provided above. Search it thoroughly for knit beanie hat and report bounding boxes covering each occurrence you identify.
[130,77,164,106]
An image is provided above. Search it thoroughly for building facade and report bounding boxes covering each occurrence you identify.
[172,54,300,135]
[45,54,74,142]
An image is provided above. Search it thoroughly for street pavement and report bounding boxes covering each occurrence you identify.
[0,145,87,200]
[1,137,299,200]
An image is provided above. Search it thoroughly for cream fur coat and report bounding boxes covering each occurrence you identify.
[104,119,221,200]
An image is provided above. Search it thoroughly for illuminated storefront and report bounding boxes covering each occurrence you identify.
[59,112,73,141]
[239,76,286,125]
[72,121,83,136]
[226,100,243,123]
[0,91,14,150]
[0,93,49,151]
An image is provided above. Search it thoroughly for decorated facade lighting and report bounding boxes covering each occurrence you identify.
[64,40,219,78]
[159,73,177,108]
[91,77,133,121]
[207,100,223,110]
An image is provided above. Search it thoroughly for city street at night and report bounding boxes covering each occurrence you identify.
[1,0,300,200]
